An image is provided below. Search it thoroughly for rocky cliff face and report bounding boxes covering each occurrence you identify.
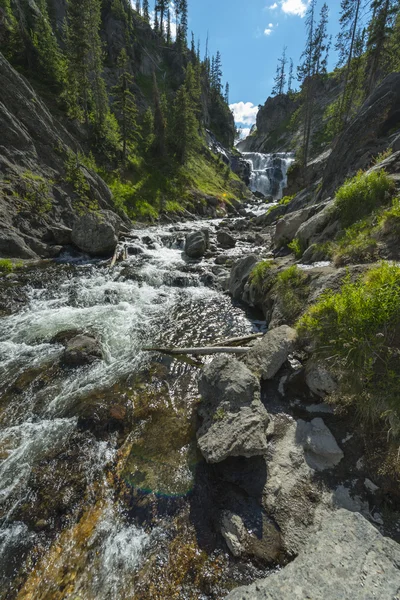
[0,52,123,259]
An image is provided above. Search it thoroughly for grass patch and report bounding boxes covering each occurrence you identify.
[333,217,379,266]
[297,262,400,432]
[249,260,276,293]
[275,265,310,323]
[0,259,14,273]
[380,196,400,233]
[373,148,393,165]
[334,169,395,228]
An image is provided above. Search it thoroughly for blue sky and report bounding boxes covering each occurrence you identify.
[188,0,343,135]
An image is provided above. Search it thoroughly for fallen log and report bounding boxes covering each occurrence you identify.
[143,346,251,356]
[210,333,263,347]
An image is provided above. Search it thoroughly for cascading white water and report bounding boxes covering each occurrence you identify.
[242,152,295,199]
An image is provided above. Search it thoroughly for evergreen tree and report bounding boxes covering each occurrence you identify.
[143,0,150,22]
[335,0,364,122]
[154,1,159,33]
[171,84,198,163]
[32,0,65,87]
[152,72,166,156]
[166,9,171,44]
[191,31,196,61]
[176,0,188,49]
[224,82,230,104]
[135,0,141,13]
[157,0,168,37]
[365,0,399,93]
[212,51,223,94]
[287,58,294,93]
[64,0,109,129]
[112,48,138,163]
[197,38,201,62]
[272,46,287,95]
[142,106,154,151]
[0,0,23,62]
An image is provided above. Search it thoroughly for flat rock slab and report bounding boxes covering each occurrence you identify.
[245,325,297,380]
[197,356,269,463]
[227,509,400,599]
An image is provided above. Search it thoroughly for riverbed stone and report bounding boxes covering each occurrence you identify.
[184,230,208,258]
[72,212,118,256]
[297,418,344,471]
[62,334,103,367]
[305,361,338,397]
[197,356,269,463]
[229,254,258,300]
[221,510,282,561]
[217,229,236,249]
[226,509,400,600]
[245,325,297,379]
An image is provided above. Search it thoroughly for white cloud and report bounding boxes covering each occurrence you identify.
[264,28,273,35]
[237,128,251,140]
[268,2,278,8]
[268,22,274,27]
[229,102,259,126]
[281,0,308,17]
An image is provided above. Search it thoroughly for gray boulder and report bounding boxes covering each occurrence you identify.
[184,230,208,258]
[305,361,338,397]
[297,418,344,471]
[72,212,118,256]
[197,356,269,463]
[217,229,236,249]
[62,334,103,367]
[226,509,400,599]
[229,254,258,300]
[274,207,312,247]
[245,325,297,379]
[296,200,335,249]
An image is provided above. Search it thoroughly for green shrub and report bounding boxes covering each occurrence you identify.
[275,265,309,322]
[373,148,393,165]
[380,196,400,232]
[249,260,275,293]
[334,169,395,228]
[333,218,379,266]
[288,237,304,259]
[0,259,14,273]
[64,151,98,214]
[19,171,53,213]
[298,262,400,430]
[279,194,295,206]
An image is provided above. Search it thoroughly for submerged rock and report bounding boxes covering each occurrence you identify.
[197,356,269,463]
[62,334,103,367]
[245,325,297,379]
[227,509,400,599]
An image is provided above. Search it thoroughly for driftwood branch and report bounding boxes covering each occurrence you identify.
[143,346,251,356]
[210,333,263,347]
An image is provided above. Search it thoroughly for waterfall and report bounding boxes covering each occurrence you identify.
[242,152,295,199]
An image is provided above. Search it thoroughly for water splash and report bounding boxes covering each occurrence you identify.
[242,152,295,199]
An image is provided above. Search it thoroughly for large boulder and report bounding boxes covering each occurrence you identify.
[184,230,208,258]
[62,334,103,368]
[229,254,258,300]
[245,325,297,379]
[274,207,313,247]
[295,199,335,249]
[197,356,269,463]
[71,212,118,256]
[226,509,400,599]
[217,229,236,249]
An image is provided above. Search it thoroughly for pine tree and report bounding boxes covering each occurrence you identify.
[112,49,138,163]
[335,0,364,123]
[135,0,141,13]
[64,0,109,128]
[287,58,294,93]
[152,72,166,156]
[272,46,287,95]
[176,0,188,50]
[32,0,65,87]
[142,107,154,151]
[171,84,198,163]
[365,0,399,93]
[224,82,230,104]
[191,31,196,61]
[154,1,159,33]
[0,0,23,62]
[142,0,150,22]
[213,51,223,94]
[166,9,171,44]
[197,38,201,62]
[157,0,168,37]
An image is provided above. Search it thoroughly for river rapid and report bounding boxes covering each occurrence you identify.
[0,216,271,599]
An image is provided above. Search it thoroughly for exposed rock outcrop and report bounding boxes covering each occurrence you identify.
[227,509,400,599]
[229,254,258,300]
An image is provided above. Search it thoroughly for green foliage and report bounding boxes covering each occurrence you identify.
[275,265,310,323]
[334,169,395,227]
[279,194,295,206]
[64,151,98,214]
[0,259,14,273]
[373,147,393,165]
[112,49,139,163]
[0,0,22,62]
[31,0,66,87]
[333,217,379,266]
[213,407,226,421]
[170,83,199,164]
[249,260,275,293]
[288,237,304,258]
[297,262,400,431]
[19,171,53,213]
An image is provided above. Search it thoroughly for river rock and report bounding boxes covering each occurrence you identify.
[72,212,118,256]
[197,356,269,463]
[62,334,103,367]
[184,230,208,258]
[297,418,344,471]
[245,325,297,379]
[274,207,312,247]
[221,510,282,561]
[217,229,236,249]
[305,361,338,397]
[229,254,258,300]
[226,509,400,600]
[296,200,335,249]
